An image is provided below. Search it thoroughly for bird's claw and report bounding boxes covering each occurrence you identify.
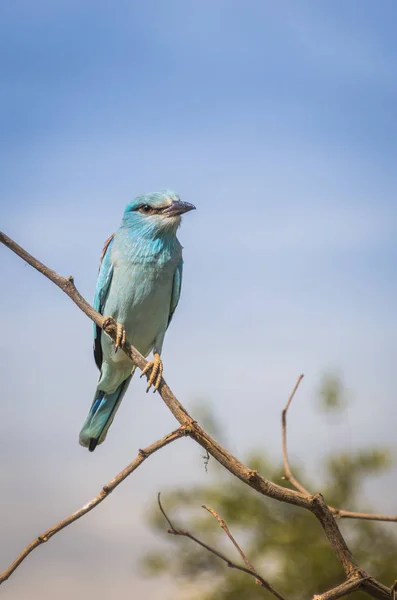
[114,322,126,352]
[103,316,126,353]
[140,352,163,392]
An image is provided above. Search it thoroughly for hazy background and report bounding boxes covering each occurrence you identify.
[1,1,396,598]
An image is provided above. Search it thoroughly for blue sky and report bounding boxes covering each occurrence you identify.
[1,2,397,598]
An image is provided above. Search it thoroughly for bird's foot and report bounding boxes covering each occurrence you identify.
[114,322,126,352]
[103,317,126,353]
[140,352,163,392]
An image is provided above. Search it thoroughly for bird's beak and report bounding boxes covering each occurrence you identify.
[163,200,196,217]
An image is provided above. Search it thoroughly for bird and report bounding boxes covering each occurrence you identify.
[79,190,195,452]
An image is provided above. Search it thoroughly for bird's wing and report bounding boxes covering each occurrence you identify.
[93,234,115,370]
[167,258,183,328]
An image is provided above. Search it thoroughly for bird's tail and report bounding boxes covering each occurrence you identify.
[79,375,133,452]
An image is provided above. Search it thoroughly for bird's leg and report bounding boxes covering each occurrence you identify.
[103,316,126,353]
[140,352,163,392]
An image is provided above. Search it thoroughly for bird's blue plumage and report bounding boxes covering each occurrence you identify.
[169,259,183,326]
[79,190,195,451]
[93,235,115,369]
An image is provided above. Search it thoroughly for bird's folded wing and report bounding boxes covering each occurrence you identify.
[167,258,183,328]
[93,234,115,369]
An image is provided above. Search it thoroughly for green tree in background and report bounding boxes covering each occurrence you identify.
[142,377,397,599]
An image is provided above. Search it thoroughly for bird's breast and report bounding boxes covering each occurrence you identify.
[103,254,178,359]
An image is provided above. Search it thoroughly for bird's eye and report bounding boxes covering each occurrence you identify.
[140,204,151,213]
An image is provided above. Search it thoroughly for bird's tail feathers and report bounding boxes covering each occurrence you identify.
[79,375,132,451]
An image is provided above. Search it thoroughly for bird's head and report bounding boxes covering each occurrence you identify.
[122,190,195,237]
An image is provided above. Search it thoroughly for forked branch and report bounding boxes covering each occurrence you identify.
[1,231,395,599]
[202,504,285,597]
[158,495,287,600]
[281,375,397,522]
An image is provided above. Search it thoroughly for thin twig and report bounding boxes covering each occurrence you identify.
[202,505,286,598]
[202,505,257,572]
[280,372,397,523]
[333,509,397,522]
[281,374,310,495]
[0,427,188,584]
[158,495,287,600]
[1,231,395,600]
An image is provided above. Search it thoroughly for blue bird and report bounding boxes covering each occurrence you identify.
[79,191,195,451]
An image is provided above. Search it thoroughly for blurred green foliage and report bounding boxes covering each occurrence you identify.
[317,372,347,412]
[142,377,396,599]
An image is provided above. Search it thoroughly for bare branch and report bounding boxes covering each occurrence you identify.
[1,232,395,599]
[334,509,397,522]
[0,427,188,584]
[281,374,310,495]
[159,495,287,600]
[313,576,371,600]
[202,505,286,598]
[391,581,397,600]
[202,505,257,572]
[281,371,397,523]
